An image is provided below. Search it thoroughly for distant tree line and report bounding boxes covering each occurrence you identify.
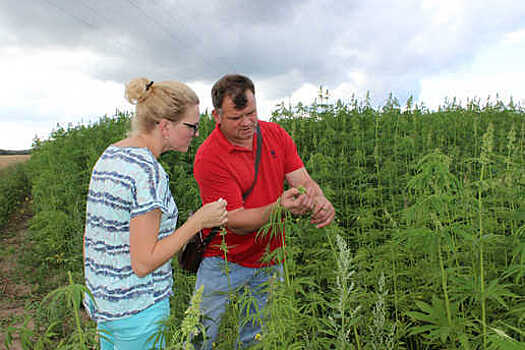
[0,149,30,155]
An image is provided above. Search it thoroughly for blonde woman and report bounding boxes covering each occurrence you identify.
[83,78,227,349]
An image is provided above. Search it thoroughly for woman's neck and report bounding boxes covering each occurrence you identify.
[114,133,163,158]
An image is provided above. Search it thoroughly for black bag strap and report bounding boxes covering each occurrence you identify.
[242,123,262,201]
[203,124,263,246]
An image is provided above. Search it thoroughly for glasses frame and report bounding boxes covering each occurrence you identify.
[182,122,199,135]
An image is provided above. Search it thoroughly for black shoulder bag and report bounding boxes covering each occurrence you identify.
[178,124,263,273]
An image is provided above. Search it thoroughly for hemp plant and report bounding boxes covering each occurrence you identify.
[258,185,307,287]
[477,123,494,349]
[405,150,467,348]
[217,226,232,289]
[37,271,97,349]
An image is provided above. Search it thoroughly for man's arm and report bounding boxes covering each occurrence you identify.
[226,166,335,234]
[285,167,335,228]
[226,204,275,235]
[226,188,311,235]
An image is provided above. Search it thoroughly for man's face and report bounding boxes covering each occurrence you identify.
[215,90,258,146]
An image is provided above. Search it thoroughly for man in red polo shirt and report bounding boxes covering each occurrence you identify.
[193,74,335,349]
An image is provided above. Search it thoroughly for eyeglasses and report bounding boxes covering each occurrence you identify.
[182,122,199,135]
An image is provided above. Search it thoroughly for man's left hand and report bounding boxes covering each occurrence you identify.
[310,196,335,228]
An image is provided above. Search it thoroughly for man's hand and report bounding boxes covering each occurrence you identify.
[284,167,335,228]
[280,187,313,215]
[310,196,335,228]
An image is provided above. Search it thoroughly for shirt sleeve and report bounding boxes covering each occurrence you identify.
[130,161,167,218]
[279,124,304,174]
[194,157,244,211]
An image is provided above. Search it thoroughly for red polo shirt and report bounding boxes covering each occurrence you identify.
[193,120,304,267]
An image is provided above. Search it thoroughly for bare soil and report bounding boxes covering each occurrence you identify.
[0,156,30,170]
[0,198,34,350]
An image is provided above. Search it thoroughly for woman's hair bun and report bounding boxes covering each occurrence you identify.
[125,77,153,105]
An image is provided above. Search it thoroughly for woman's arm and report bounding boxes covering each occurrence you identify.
[129,199,227,277]
[129,209,201,277]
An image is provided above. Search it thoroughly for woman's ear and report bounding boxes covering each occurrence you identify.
[156,119,171,138]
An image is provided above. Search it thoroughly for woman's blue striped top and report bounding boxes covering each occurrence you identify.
[83,146,178,322]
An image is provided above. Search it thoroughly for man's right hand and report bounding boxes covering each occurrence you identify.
[280,188,313,215]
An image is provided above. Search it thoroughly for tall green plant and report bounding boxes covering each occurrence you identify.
[0,163,30,229]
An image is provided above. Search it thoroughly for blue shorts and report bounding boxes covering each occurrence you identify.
[98,298,170,350]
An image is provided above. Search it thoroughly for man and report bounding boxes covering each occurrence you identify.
[193,74,335,348]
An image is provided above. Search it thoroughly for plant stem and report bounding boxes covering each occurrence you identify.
[438,237,453,329]
[479,160,487,350]
[69,271,86,350]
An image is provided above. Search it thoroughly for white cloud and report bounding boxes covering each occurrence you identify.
[0,47,128,121]
[420,72,525,109]
[421,0,466,26]
[0,46,131,148]
[0,121,49,150]
[419,28,525,109]
[503,29,525,44]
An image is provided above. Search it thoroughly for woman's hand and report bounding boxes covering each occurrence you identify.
[193,198,228,230]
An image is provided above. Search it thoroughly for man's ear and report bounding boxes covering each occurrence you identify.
[211,109,221,124]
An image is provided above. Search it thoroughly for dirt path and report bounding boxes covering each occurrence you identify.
[0,198,34,350]
[0,156,30,170]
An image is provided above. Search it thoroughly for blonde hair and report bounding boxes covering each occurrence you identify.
[125,77,199,135]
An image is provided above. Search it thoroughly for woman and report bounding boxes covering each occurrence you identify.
[83,77,227,349]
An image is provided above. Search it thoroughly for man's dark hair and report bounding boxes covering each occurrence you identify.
[211,74,255,110]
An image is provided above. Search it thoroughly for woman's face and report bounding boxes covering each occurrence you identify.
[164,104,200,153]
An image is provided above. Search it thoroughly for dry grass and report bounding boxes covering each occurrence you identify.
[0,155,30,170]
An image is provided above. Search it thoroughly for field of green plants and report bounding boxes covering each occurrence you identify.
[1,94,524,349]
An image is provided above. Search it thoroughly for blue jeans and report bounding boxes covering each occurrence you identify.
[98,298,169,350]
[194,256,282,349]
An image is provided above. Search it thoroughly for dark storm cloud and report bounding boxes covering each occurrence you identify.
[0,0,349,87]
[1,0,524,102]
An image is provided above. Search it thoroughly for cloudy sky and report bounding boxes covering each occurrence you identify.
[1,0,524,150]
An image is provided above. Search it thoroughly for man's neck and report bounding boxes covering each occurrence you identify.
[219,126,253,150]
[229,137,253,150]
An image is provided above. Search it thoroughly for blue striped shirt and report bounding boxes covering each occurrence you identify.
[83,146,178,322]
